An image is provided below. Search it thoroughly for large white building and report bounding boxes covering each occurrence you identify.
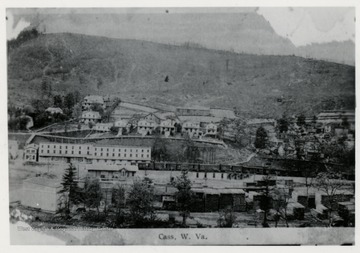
[37,142,151,165]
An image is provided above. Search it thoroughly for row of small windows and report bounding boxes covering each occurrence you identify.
[93,153,149,158]
[94,147,149,153]
[42,144,87,149]
[196,172,224,179]
[40,149,150,158]
[40,145,150,153]
[42,150,79,155]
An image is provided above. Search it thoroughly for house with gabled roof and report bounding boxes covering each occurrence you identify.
[160,119,176,137]
[182,121,202,138]
[82,95,105,110]
[24,143,38,162]
[137,119,157,136]
[81,111,101,124]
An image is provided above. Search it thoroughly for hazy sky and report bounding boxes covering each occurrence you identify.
[6,7,355,47]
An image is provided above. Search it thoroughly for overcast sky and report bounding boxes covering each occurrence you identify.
[6,7,355,47]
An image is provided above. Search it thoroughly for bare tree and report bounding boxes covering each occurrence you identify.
[314,166,348,226]
[271,187,291,227]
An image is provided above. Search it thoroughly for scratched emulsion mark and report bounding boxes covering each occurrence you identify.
[257,7,355,65]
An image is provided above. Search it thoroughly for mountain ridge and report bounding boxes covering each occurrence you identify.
[15,11,355,65]
[7,33,355,118]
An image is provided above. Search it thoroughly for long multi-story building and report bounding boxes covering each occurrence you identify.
[176,106,211,117]
[37,142,151,165]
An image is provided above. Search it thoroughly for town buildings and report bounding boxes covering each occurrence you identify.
[316,110,355,126]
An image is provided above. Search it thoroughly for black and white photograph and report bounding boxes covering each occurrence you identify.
[3,2,357,246]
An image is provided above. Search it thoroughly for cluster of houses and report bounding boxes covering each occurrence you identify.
[238,110,355,161]
[80,95,108,124]
[79,96,237,139]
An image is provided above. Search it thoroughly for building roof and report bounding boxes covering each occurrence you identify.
[338,202,355,211]
[138,119,157,126]
[23,177,62,188]
[246,119,277,125]
[86,163,139,172]
[153,184,178,195]
[82,111,101,118]
[183,121,200,127]
[287,200,305,209]
[95,123,113,127]
[119,102,157,113]
[192,187,245,195]
[206,122,217,128]
[115,119,129,127]
[38,142,151,151]
[25,143,38,149]
[178,116,222,123]
[84,95,104,104]
[210,108,236,119]
[92,143,151,149]
[45,107,63,114]
[176,105,210,111]
[160,119,175,127]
